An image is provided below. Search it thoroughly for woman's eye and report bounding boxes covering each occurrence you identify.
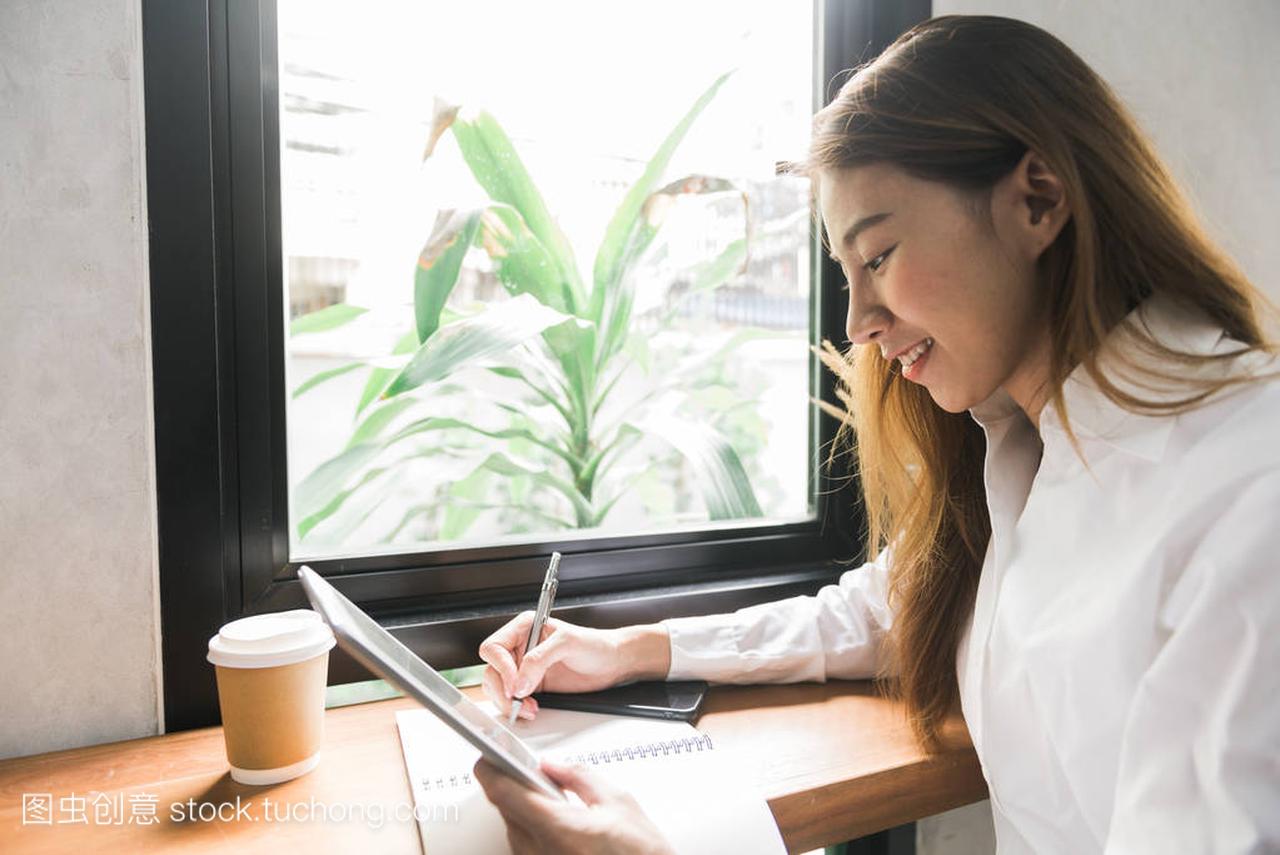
[863,244,897,273]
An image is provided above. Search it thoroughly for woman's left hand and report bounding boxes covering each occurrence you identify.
[473,757,676,855]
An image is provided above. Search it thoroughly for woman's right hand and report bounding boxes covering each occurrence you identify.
[479,614,634,720]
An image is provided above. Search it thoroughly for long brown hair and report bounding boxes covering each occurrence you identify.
[800,15,1276,749]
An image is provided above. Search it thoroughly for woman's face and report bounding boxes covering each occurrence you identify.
[817,160,1057,415]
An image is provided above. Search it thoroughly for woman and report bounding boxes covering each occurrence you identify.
[472,15,1280,853]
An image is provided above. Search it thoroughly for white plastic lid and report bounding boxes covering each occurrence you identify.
[207,609,335,669]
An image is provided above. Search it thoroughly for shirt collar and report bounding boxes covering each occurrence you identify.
[969,387,1023,426]
[970,293,1227,462]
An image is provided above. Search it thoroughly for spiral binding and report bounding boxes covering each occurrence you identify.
[418,733,715,792]
[421,771,474,791]
[561,733,715,767]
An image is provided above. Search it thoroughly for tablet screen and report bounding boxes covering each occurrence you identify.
[297,567,559,798]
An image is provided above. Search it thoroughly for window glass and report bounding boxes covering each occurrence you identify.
[281,0,817,560]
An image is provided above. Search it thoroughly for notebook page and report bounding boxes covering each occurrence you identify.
[396,703,785,855]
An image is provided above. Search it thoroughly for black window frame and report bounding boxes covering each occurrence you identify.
[145,0,930,732]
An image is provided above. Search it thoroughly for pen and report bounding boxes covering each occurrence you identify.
[508,551,561,726]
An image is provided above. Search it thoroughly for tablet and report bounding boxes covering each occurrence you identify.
[296,566,564,801]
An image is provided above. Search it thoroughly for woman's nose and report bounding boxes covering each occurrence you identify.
[845,283,890,345]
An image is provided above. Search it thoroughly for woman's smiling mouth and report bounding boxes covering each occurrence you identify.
[898,337,933,381]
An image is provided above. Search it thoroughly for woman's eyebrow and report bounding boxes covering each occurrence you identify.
[840,212,893,249]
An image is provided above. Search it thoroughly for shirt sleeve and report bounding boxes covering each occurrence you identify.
[660,548,895,684]
[1103,470,1280,853]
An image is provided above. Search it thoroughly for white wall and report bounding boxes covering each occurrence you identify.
[933,0,1280,304]
[0,0,161,759]
[918,2,1279,851]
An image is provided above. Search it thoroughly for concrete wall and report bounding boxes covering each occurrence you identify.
[917,2,1279,851]
[0,0,161,759]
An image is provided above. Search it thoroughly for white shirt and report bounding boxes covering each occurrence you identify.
[662,294,1280,854]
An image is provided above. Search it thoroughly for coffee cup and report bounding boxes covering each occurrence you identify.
[207,609,336,785]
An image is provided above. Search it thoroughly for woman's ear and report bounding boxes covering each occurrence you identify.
[1003,149,1070,260]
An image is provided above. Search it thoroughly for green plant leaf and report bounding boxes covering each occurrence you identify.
[356,367,396,419]
[310,468,410,545]
[450,111,587,312]
[383,294,580,399]
[623,330,652,375]
[580,423,643,486]
[632,409,762,520]
[290,303,368,336]
[380,453,501,542]
[292,362,367,399]
[480,451,594,526]
[486,364,573,424]
[296,440,470,537]
[597,177,747,372]
[478,203,599,397]
[479,204,574,315]
[387,502,435,542]
[386,414,576,467]
[612,174,741,285]
[542,316,596,409]
[297,464,389,539]
[653,237,750,329]
[345,397,420,450]
[415,209,482,344]
[590,71,733,340]
[444,498,573,531]
[635,328,785,411]
[686,237,748,294]
[439,464,494,541]
[294,442,385,524]
[355,330,419,418]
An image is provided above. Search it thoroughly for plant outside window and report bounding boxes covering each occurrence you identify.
[280,2,815,558]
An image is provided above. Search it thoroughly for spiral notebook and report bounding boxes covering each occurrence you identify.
[395,702,786,854]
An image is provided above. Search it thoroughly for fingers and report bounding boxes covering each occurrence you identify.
[539,759,623,807]
[478,610,535,698]
[482,667,540,719]
[513,630,571,697]
[481,665,514,715]
[473,759,563,830]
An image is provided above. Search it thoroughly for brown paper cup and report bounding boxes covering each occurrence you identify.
[214,652,329,784]
[207,609,336,785]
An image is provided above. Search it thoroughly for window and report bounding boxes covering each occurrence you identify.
[280,1,816,560]
[145,0,930,731]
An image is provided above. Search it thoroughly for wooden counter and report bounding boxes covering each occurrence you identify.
[0,681,986,854]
